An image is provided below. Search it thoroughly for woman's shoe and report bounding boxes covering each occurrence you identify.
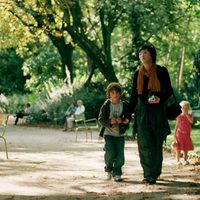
[142,177,156,185]
[114,175,122,182]
[142,178,149,184]
[149,178,156,185]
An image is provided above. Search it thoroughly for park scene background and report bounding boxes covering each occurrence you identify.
[0,1,200,152]
[0,1,200,199]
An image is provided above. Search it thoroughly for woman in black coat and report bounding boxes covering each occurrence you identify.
[126,44,173,184]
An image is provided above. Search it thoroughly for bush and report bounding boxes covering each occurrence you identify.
[194,120,200,128]
[0,87,106,125]
[0,93,30,114]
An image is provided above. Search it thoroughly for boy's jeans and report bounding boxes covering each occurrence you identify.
[104,135,125,176]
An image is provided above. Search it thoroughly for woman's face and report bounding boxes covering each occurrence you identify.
[139,49,152,64]
[70,103,74,108]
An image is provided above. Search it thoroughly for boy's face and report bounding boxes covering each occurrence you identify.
[109,90,121,103]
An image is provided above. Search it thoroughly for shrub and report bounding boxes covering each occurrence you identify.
[0,87,106,125]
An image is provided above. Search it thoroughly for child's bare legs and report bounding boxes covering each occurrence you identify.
[176,150,181,165]
[183,150,189,165]
[183,150,188,161]
[176,150,189,165]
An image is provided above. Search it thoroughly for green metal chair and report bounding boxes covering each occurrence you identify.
[0,114,9,159]
[75,117,99,142]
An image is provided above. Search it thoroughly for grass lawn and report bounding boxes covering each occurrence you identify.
[126,121,200,155]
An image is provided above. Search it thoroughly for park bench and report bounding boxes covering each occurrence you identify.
[0,114,9,159]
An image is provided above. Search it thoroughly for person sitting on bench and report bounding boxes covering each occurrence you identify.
[15,103,31,125]
[65,100,85,131]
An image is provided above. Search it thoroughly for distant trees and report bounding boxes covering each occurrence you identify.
[0,48,25,94]
[0,0,199,97]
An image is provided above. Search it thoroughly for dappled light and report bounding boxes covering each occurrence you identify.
[0,125,199,199]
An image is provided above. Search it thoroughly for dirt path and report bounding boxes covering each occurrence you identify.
[0,124,199,200]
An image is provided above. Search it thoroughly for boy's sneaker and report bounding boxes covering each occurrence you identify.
[106,172,112,180]
[114,175,122,182]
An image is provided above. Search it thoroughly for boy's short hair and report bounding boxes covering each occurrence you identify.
[106,82,122,97]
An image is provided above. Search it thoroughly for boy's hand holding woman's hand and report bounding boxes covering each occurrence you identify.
[122,118,129,124]
[110,118,121,124]
[110,118,129,124]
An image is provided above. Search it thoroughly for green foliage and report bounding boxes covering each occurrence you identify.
[29,98,66,123]
[194,120,200,128]
[0,93,31,114]
[22,38,62,92]
[0,0,200,121]
[0,48,27,95]
[0,84,106,125]
[0,6,30,50]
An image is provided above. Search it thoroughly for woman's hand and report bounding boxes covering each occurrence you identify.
[111,118,129,124]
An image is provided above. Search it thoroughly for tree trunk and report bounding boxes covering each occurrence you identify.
[130,9,145,61]
[66,26,118,83]
[64,2,119,84]
[178,46,185,88]
[84,56,95,87]
[101,64,118,83]
[49,35,74,83]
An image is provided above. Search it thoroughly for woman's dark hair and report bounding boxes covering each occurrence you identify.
[139,44,157,63]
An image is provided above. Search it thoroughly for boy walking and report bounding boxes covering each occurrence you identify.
[98,82,129,181]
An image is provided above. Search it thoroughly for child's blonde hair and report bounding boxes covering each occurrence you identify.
[179,100,190,109]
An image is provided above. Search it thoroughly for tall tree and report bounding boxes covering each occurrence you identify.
[1,0,199,88]
[5,0,120,83]
[8,0,74,82]
[60,0,121,82]
[0,48,26,94]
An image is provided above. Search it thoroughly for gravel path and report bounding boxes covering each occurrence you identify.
[0,123,199,200]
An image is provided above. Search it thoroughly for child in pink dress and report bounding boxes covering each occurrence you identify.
[174,101,194,165]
